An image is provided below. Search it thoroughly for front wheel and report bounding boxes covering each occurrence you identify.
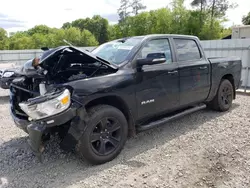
[76,105,128,165]
[208,79,234,112]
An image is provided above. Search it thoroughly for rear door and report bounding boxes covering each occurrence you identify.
[173,38,210,106]
[135,38,180,120]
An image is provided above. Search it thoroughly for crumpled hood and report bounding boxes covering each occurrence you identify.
[14,46,118,77]
[38,46,118,69]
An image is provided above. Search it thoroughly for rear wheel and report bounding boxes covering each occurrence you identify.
[208,79,234,112]
[76,105,128,165]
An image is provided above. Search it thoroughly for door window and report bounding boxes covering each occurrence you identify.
[138,39,172,64]
[174,39,201,61]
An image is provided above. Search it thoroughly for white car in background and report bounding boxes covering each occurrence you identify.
[0,68,18,89]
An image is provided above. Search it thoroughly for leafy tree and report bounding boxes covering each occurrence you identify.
[27,25,51,36]
[47,28,66,47]
[118,0,131,22]
[0,28,8,50]
[207,0,237,33]
[71,19,85,30]
[129,12,150,35]
[63,16,109,44]
[0,1,238,50]
[190,0,207,30]
[108,25,123,40]
[149,8,172,34]
[220,27,232,38]
[64,27,82,46]
[81,29,99,46]
[8,32,33,50]
[199,19,223,39]
[130,0,147,15]
[208,0,237,19]
[190,0,237,38]
[62,22,71,29]
[31,33,48,49]
[0,28,7,40]
[90,15,109,44]
[191,0,207,11]
[186,10,204,36]
[170,0,190,34]
[242,12,250,25]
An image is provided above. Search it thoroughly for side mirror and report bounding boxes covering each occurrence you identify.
[137,52,166,67]
[41,47,49,51]
[137,57,166,66]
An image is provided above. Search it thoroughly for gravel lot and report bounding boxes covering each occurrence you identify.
[1,88,250,188]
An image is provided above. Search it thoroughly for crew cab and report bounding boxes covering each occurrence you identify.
[9,34,242,164]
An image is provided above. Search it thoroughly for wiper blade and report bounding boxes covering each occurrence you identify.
[95,56,111,64]
[95,56,118,67]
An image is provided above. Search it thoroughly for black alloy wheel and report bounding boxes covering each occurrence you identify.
[208,79,234,112]
[220,84,233,109]
[76,105,128,165]
[90,117,121,156]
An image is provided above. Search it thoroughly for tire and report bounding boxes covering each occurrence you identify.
[208,79,234,112]
[76,105,128,165]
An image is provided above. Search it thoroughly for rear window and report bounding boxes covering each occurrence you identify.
[174,39,201,61]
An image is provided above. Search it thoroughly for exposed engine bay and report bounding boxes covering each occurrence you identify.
[16,47,117,85]
[42,50,116,83]
[10,46,117,121]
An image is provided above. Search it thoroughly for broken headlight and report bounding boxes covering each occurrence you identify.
[3,71,14,77]
[19,89,71,120]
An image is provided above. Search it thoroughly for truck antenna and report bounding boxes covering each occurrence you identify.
[63,39,74,46]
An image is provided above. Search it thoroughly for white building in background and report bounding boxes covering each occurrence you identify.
[232,25,250,39]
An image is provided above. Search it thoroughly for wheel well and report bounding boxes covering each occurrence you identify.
[85,96,136,137]
[222,74,235,99]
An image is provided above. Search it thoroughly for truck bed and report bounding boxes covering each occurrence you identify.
[205,56,242,102]
[208,56,242,64]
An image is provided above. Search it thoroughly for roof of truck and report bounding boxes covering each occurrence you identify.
[131,34,198,39]
[117,34,200,42]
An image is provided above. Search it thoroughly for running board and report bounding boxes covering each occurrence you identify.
[137,104,206,132]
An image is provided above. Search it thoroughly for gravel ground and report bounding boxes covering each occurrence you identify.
[0,88,250,188]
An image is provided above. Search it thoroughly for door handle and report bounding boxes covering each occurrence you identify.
[199,66,208,70]
[168,70,178,75]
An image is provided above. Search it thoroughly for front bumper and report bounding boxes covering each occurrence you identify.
[11,106,77,130]
[11,104,78,160]
[10,84,81,159]
[0,77,15,89]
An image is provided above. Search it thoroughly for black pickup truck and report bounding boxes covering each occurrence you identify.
[10,34,242,164]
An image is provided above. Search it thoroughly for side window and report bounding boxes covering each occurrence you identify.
[174,39,201,61]
[138,39,172,64]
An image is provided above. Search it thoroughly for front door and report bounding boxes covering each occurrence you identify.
[135,38,180,120]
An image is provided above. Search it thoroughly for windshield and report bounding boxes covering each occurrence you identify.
[91,37,143,65]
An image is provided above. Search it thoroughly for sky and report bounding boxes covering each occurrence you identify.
[0,0,249,33]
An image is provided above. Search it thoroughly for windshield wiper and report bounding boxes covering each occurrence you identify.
[95,56,113,65]
[96,56,119,68]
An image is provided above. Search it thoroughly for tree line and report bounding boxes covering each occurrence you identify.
[0,0,248,50]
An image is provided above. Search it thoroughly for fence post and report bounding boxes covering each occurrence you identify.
[245,67,249,93]
[245,47,250,93]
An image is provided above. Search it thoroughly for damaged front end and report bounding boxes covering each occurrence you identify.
[10,84,79,160]
[9,46,118,160]
[19,88,71,121]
